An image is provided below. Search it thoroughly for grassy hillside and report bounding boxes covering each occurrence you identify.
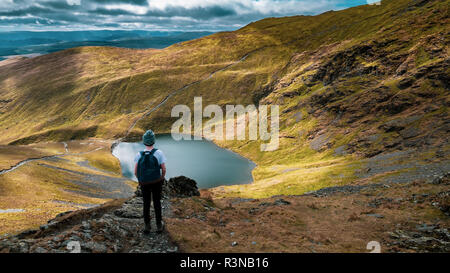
[0,0,448,199]
[0,140,134,235]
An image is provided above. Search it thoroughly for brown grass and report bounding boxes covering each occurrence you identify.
[166,179,450,253]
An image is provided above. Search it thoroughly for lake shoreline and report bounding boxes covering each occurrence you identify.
[111,133,256,189]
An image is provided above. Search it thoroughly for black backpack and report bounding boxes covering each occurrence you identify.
[136,149,162,185]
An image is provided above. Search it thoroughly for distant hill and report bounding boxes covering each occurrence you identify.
[0,30,215,60]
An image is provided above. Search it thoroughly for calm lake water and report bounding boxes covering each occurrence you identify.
[112,134,255,189]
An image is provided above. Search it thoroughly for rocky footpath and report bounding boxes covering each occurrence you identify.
[0,176,200,253]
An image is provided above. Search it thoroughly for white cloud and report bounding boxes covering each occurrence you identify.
[0,0,369,31]
[144,0,336,15]
[66,0,81,6]
[104,4,148,15]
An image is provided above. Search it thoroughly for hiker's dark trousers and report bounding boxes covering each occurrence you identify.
[141,182,162,225]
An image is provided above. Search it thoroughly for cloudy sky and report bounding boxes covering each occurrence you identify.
[0,0,377,31]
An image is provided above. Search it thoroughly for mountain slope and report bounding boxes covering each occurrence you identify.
[0,0,448,199]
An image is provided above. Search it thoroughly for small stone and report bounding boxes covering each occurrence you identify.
[82,221,90,230]
[18,242,29,253]
[231,241,238,247]
[34,247,47,253]
[69,235,82,242]
[416,224,436,233]
[293,112,303,122]
[334,145,348,156]
[84,241,107,253]
[167,246,178,253]
[274,199,291,206]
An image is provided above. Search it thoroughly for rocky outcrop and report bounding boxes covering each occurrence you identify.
[163,176,200,198]
[388,225,450,253]
[135,176,200,199]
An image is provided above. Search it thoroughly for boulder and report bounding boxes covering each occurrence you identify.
[309,134,331,151]
[135,176,200,199]
[163,176,200,198]
[113,204,142,219]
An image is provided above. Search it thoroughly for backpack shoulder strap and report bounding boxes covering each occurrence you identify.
[138,151,146,163]
[150,148,158,155]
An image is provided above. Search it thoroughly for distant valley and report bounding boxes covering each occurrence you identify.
[0,30,215,60]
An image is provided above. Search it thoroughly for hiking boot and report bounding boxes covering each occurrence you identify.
[143,222,151,234]
[156,221,164,233]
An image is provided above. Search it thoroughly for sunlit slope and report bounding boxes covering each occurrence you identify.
[0,0,448,198]
[0,0,443,144]
[0,31,269,143]
[134,0,450,134]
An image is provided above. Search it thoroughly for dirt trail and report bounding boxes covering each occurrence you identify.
[0,144,102,176]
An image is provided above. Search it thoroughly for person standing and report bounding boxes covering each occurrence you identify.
[134,130,167,234]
